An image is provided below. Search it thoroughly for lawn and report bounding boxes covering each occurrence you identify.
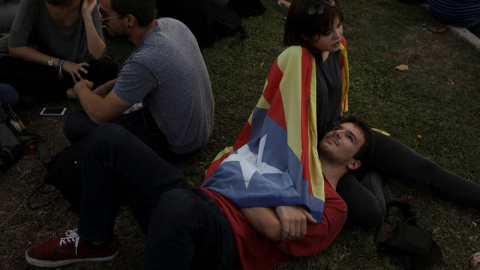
[0,0,479,269]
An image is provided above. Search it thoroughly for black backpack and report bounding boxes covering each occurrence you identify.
[0,101,50,171]
[209,2,248,47]
[375,201,443,269]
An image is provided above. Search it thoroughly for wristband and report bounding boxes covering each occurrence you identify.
[58,59,65,80]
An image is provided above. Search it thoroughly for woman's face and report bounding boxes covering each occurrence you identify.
[310,16,343,52]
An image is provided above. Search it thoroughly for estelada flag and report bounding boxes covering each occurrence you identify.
[202,38,349,222]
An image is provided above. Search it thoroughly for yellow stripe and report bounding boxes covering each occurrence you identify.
[278,47,303,161]
[307,55,325,201]
[340,43,349,114]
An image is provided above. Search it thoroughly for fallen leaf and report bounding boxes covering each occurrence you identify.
[429,25,448,34]
[395,64,409,71]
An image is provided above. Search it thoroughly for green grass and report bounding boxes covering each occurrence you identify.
[0,0,479,269]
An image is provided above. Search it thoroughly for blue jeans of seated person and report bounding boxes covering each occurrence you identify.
[337,131,480,228]
[77,123,189,243]
[144,188,238,269]
[64,109,183,162]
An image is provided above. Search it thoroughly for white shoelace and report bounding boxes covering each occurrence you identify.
[59,229,80,255]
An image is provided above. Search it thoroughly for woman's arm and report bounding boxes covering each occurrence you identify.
[82,0,105,59]
[10,46,59,66]
[9,46,89,82]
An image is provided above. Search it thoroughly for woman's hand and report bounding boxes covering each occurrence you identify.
[62,61,89,82]
[82,0,97,17]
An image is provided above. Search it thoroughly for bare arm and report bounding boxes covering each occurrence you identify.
[74,79,132,124]
[9,46,89,82]
[93,78,118,97]
[82,0,106,59]
[241,205,318,242]
[274,205,317,241]
[240,207,282,241]
[9,46,57,66]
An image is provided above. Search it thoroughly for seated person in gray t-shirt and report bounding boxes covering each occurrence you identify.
[64,0,214,159]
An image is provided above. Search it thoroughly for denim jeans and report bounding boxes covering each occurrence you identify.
[77,124,189,243]
[144,188,238,270]
[337,131,480,228]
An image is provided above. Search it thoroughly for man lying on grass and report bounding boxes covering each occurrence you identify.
[25,116,373,269]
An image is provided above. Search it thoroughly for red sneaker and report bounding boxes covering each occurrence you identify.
[25,229,119,267]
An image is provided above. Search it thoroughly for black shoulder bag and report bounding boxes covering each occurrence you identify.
[375,201,443,269]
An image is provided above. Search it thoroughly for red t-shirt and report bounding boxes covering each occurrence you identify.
[199,180,347,270]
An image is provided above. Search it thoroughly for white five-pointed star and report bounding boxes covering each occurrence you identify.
[223,134,283,188]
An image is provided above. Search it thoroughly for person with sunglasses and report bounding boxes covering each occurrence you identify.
[0,0,118,101]
[279,0,480,229]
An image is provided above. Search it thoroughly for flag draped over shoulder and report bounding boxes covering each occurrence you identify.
[202,39,349,222]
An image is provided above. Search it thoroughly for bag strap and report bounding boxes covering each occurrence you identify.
[27,178,63,210]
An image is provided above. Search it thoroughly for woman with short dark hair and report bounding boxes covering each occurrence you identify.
[269,0,480,228]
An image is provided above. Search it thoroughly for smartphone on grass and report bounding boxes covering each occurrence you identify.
[40,107,67,116]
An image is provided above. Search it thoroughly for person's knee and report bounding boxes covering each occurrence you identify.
[88,123,131,146]
[64,110,97,141]
[152,189,198,226]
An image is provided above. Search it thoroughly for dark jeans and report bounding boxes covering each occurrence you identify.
[77,124,189,242]
[144,188,238,270]
[337,131,480,228]
[0,55,118,100]
[64,109,180,161]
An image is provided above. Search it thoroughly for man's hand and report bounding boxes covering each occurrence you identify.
[63,61,89,82]
[274,206,317,242]
[74,79,94,94]
[82,0,97,17]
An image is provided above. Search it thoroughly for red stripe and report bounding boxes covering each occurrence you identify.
[263,59,283,104]
[300,48,314,195]
[204,152,231,181]
[233,122,252,150]
[264,58,287,130]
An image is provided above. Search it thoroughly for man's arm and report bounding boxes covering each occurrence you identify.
[93,78,118,97]
[240,207,282,241]
[240,205,317,242]
[74,79,132,124]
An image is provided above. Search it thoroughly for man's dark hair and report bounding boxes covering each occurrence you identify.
[111,0,155,27]
[339,115,374,164]
[284,0,343,55]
